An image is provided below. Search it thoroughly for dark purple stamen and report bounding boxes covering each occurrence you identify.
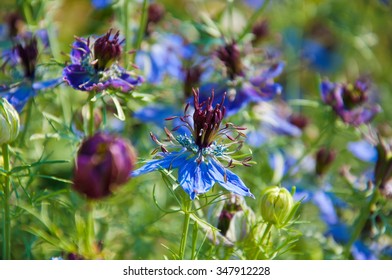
[93,30,122,70]
[192,89,226,149]
[342,78,370,110]
[14,37,38,80]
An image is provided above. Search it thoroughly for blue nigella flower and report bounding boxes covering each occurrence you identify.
[321,77,381,126]
[132,89,254,200]
[135,33,193,84]
[199,61,284,116]
[63,29,143,93]
[0,35,61,112]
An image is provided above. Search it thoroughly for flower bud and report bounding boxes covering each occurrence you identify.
[0,98,20,145]
[260,186,294,226]
[315,147,336,176]
[73,132,136,199]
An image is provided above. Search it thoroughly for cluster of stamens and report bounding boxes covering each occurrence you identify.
[14,36,38,80]
[149,89,253,167]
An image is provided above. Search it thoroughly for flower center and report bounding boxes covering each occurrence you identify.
[342,79,369,109]
[192,89,226,149]
[93,30,122,71]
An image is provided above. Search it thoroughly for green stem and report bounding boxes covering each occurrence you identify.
[179,199,192,260]
[88,94,95,137]
[133,0,149,53]
[343,189,378,259]
[260,223,273,245]
[123,0,130,67]
[2,144,11,259]
[18,99,33,146]
[85,200,95,257]
[191,221,198,260]
[238,0,271,41]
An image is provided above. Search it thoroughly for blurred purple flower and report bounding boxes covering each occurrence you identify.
[199,61,284,116]
[132,89,254,200]
[63,30,143,92]
[1,36,61,112]
[73,132,136,199]
[321,78,381,126]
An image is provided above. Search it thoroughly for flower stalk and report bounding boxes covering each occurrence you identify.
[2,143,11,260]
[179,199,192,259]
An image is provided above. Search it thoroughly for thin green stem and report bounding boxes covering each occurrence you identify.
[85,200,95,257]
[123,0,130,67]
[191,221,198,260]
[260,223,273,245]
[18,99,33,146]
[2,144,11,260]
[179,199,192,260]
[238,0,271,41]
[133,0,149,53]
[88,94,95,137]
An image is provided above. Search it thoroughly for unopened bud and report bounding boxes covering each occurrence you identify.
[260,186,294,226]
[0,98,20,145]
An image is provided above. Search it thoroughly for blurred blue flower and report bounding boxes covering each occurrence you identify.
[348,140,378,163]
[283,27,342,73]
[132,89,254,200]
[199,61,284,116]
[135,34,193,84]
[63,30,143,92]
[321,78,381,126]
[0,36,61,112]
[246,102,304,147]
[91,0,113,9]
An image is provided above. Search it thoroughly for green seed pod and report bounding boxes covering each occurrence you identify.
[260,186,294,226]
[0,98,20,145]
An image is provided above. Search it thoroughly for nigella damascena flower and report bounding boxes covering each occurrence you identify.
[73,132,136,199]
[0,35,61,112]
[63,30,143,92]
[200,61,284,116]
[132,89,254,200]
[321,77,381,126]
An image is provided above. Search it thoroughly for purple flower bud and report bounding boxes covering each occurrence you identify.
[315,147,336,176]
[217,197,243,236]
[73,133,136,200]
[216,42,244,80]
[252,20,269,43]
[374,138,392,199]
[148,3,165,24]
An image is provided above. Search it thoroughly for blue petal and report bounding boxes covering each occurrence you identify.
[1,85,35,112]
[348,140,378,163]
[33,78,62,91]
[208,158,254,198]
[178,158,215,199]
[352,240,377,260]
[92,0,113,9]
[70,40,90,64]
[312,190,338,226]
[131,151,190,177]
[63,64,98,91]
